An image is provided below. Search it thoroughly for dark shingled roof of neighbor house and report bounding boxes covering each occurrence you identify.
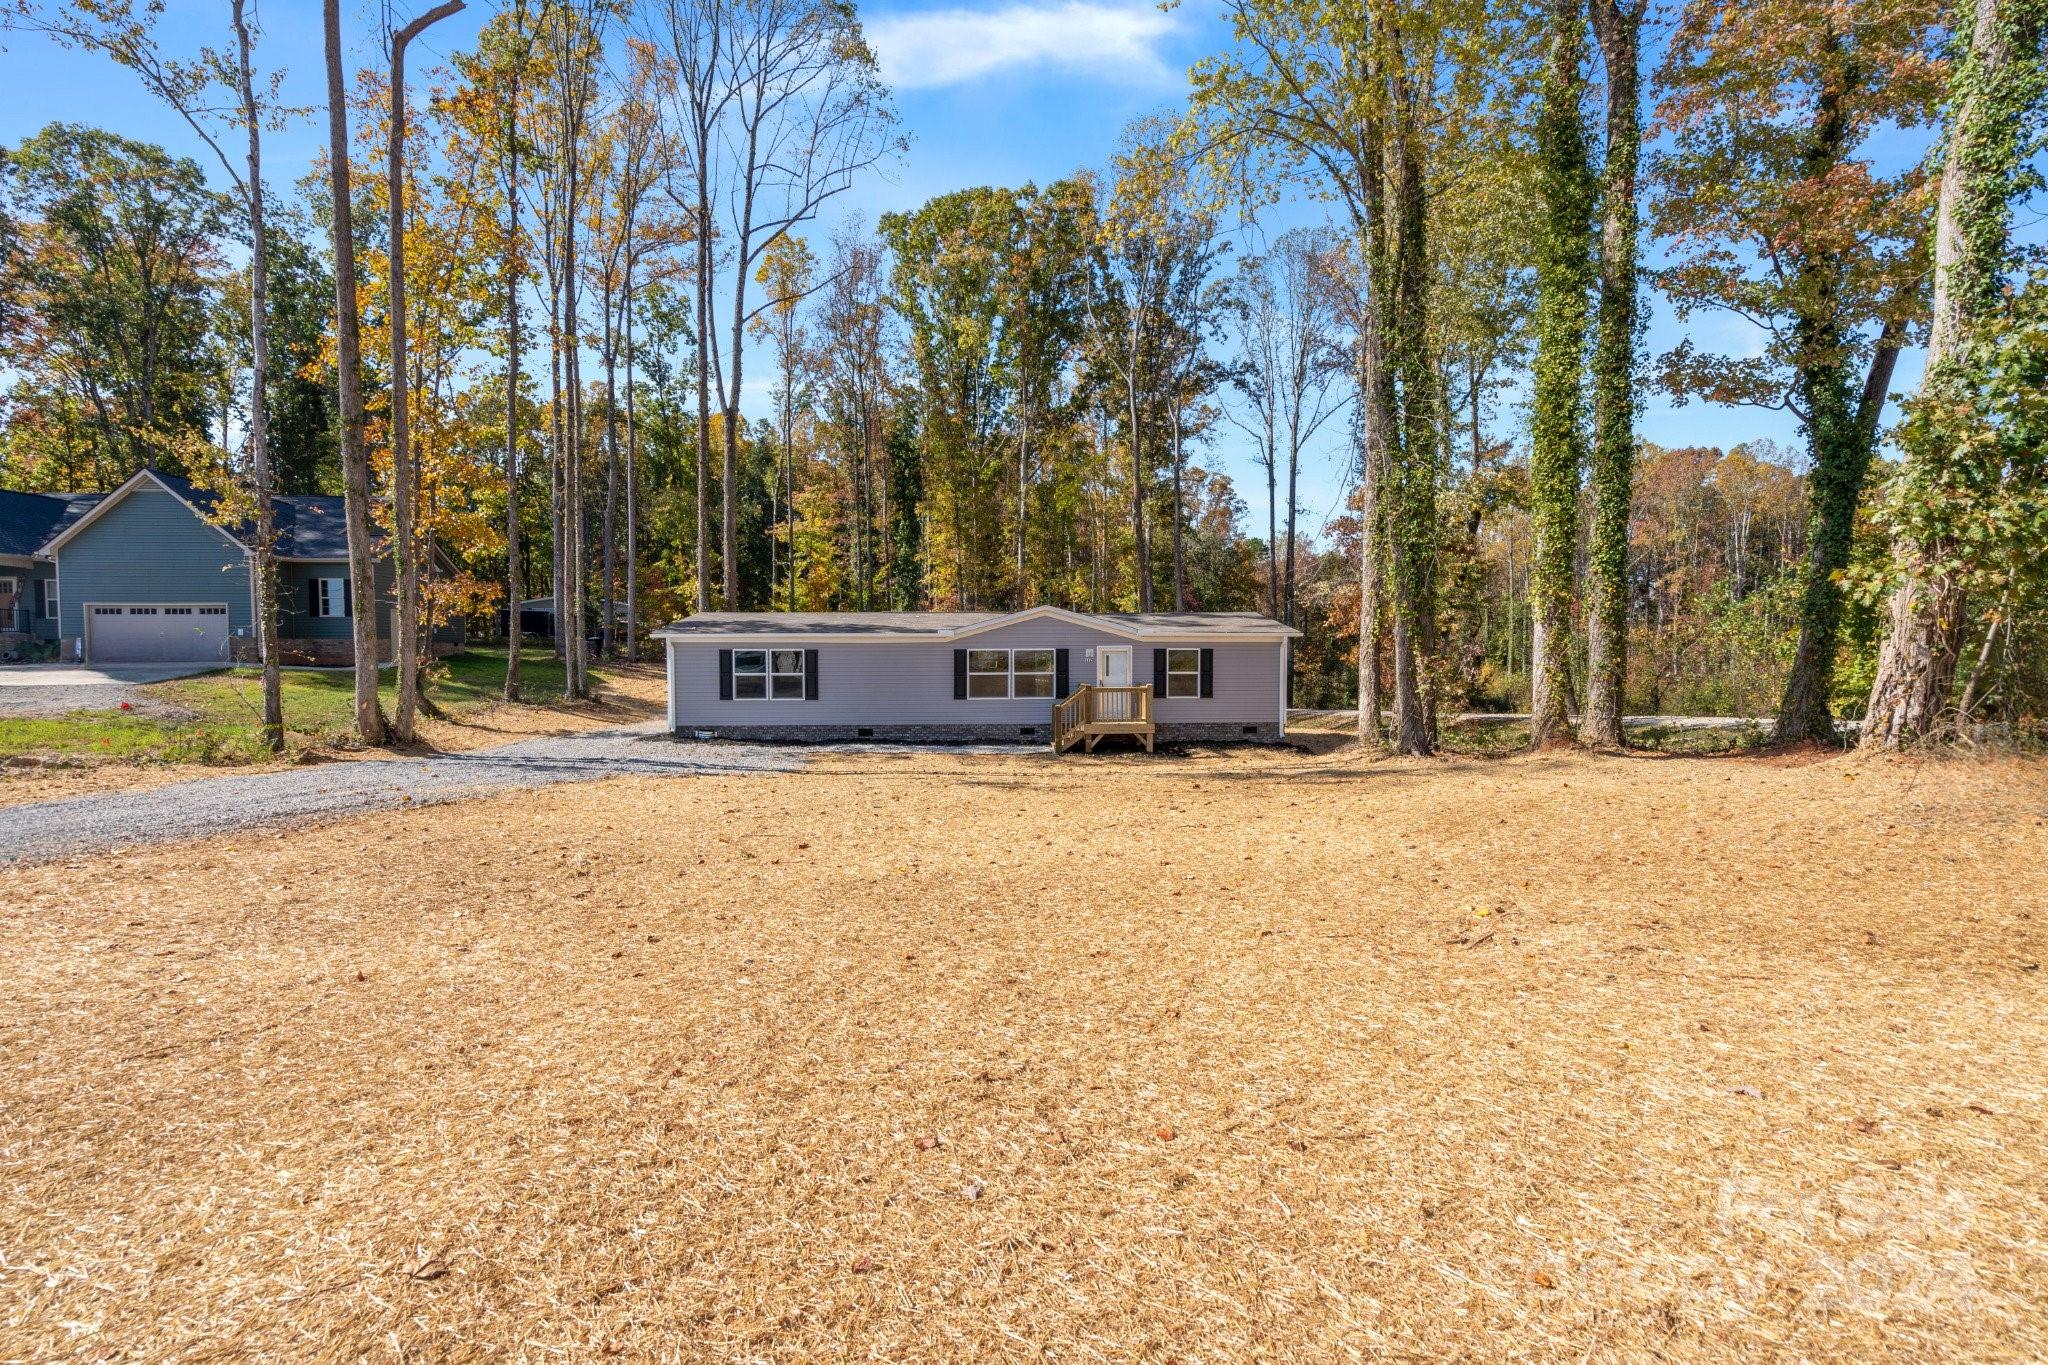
[0,490,105,558]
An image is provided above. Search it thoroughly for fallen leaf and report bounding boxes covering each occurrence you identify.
[1731,1085,1763,1099]
[1156,1125,1177,1142]
[914,1135,941,1151]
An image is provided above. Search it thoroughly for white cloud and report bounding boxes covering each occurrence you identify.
[866,1,1181,90]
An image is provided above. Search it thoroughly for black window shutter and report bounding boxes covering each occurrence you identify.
[307,575,320,618]
[1200,647,1215,698]
[953,648,968,700]
[1055,648,1070,697]
[717,648,733,700]
[1152,648,1167,697]
[804,648,820,700]
[341,576,352,619]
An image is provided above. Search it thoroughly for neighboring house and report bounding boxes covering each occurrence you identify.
[0,490,101,653]
[0,467,464,665]
[657,607,1299,747]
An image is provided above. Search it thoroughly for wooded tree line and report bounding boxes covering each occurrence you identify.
[2,0,2043,750]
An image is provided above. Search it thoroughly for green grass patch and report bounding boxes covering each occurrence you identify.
[0,648,593,767]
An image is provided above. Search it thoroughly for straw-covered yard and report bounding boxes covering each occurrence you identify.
[2,747,2044,1359]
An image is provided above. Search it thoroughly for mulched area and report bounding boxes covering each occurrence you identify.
[2,746,2043,1359]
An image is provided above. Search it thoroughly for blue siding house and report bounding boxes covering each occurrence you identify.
[1,468,460,665]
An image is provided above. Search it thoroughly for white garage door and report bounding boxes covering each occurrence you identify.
[88,604,231,663]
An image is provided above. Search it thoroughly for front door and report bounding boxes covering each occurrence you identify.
[1095,646,1134,721]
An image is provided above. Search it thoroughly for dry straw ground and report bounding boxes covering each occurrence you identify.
[2,745,2045,1360]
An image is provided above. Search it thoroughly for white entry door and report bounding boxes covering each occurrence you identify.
[1095,646,1135,721]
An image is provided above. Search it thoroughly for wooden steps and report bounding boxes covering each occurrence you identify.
[1051,684,1155,754]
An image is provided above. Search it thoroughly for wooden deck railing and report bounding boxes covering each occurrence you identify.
[1052,684,1155,753]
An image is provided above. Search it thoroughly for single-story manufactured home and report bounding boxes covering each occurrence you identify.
[0,467,462,665]
[656,607,1299,748]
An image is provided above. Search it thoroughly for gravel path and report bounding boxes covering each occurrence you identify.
[0,664,219,718]
[2,724,804,864]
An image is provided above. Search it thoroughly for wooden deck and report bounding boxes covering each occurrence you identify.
[1051,684,1155,754]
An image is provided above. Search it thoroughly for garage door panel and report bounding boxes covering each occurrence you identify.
[89,605,230,663]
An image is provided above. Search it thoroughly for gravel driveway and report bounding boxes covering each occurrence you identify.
[0,663,220,717]
[3,724,803,863]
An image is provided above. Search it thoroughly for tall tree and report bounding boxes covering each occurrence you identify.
[324,0,386,743]
[0,123,228,486]
[1528,0,1597,749]
[231,0,281,751]
[1863,0,2048,746]
[385,1,466,745]
[1188,0,1493,752]
[1580,0,1647,748]
[1218,229,1348,644]
[3,0,288,748]
[1654,0,1945,742]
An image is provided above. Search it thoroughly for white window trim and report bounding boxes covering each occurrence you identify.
[1164,647,1203,700]
[965,647,1056,701]
[732,646,807,701]
[311,576,349,619]
[39,576,58,620]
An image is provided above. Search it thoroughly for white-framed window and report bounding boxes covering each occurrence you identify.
[734,647,805,700]
[310,577,348,619]
[967,648,1055,699]
[36,578,56,619]
[1165,648,1202,698]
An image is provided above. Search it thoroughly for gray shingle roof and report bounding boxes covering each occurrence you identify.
[0,490,104,557]
[8,471,361,560]
[654,609,1296,639]
[270,497,352,559]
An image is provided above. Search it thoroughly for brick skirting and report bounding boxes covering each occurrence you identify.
[673,720,1285,746]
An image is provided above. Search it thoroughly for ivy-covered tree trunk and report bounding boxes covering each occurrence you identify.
[1775,41,1881,744]
[1581,0,1644,749]
[1528,0,1596,749]
[1387,70,1437,758]
[1863,0,2048,747]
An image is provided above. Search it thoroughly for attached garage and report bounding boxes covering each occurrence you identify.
[86,604,231,663]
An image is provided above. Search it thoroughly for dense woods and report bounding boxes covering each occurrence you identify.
[2,0,2043,747]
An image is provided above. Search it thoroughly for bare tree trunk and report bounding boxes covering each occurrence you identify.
[233,0,282,752]
[623,254,640,663]
[503,43,524,701]
[693,195,713,613]
[322,0,386,745]
[601,272,619,659]
[386,1,464,745]
[1126,370,1151,612]
[1169,399,1187,609]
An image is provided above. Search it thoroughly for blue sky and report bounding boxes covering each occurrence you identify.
[0,0,1934,540]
